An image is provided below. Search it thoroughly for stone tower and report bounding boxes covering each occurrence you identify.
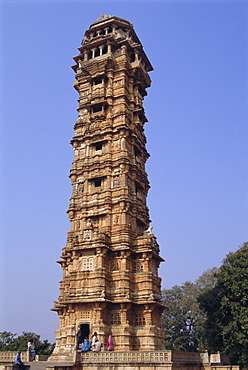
[51,14,164,358]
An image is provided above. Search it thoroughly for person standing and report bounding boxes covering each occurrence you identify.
[106,335,114,351]
[76,325,82,350]
[27,339,36,361]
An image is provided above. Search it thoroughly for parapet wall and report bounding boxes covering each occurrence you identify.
[0,352,29,363]
[72,350,239,370]
[0,352,49,363]
[0,351,239,370]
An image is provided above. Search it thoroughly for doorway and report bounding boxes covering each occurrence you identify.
[80,323,90,342]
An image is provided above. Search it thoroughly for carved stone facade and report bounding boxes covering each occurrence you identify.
[51,14,164,359]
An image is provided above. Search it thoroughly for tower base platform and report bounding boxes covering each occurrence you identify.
[49,350,239,370]
[0,351,239,370]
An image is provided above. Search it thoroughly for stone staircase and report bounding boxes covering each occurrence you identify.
[26,361,74,370]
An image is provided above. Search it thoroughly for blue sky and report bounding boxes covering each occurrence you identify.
[1,1,247,343]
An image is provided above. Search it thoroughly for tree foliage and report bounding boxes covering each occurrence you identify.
[0,332,17,350]
[161,268,218,352]
[0,331,55,355]
[162,243,248,368]
[199,242,248,368]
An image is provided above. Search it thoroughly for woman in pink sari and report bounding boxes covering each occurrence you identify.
[106,335,114,350]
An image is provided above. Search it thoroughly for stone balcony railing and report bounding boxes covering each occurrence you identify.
[75,350,232,366]
[78,351,172,364]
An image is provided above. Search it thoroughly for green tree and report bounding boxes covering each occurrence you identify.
[199,242,248,368]
[162,282,198,352]
[162,268,218,352]
[6,332,40,352]
[0,332,55,355]
[0,332,17,350]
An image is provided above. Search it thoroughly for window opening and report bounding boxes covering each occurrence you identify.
[135,182,142,194]
[94,178,102,187]
[94,142,103,151]
[134,146,141,157]
[93,76,103,85]
[92,103,102,113]
[90,176,105,189]
[79,311,90,320]
[134,314,146,326]
[134,261,144,273]
[102,45,108,54]
[130,52,135,63]
[82,257,94,270]
[95,48,100,57]
[109,312,121,325]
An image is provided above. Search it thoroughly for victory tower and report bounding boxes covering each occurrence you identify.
[51,14,164,357]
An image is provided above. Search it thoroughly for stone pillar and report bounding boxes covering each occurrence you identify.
[143,253,150,272]
[144,304,153,325]
[107,43,111,53]
[134,49,139,62]
[83,50,88,61]
[106,70,113,97]
[121,44,127,55]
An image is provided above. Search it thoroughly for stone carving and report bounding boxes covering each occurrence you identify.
[92,14,113,25]
[113,28,128,41]
[125,292,130,300]
[86,218,92,227]
[83,230,92,241]
[77,181,84,193]
[113,214,119,224]
[144,225,153,235]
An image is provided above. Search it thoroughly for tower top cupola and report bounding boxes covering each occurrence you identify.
[90,14,133,27]
[76,14,153,74]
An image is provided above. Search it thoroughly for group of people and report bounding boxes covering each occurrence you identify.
[14,331,114,367]
[79,332,102,353]
[77,329,114,353]
[14,339,36,369]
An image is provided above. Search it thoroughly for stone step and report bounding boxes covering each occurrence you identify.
[27,361,74,370]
